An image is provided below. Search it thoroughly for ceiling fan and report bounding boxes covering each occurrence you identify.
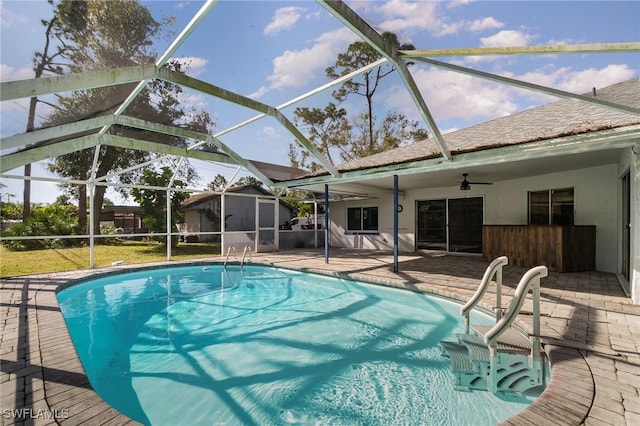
[459,173,493,191]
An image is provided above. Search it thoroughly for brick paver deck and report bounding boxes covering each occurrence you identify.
[1,250,639,425]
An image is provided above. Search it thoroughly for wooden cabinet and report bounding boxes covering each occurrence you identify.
[482,225,596,272]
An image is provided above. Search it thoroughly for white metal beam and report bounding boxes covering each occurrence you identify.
[0,65,157,101]
[412,57,640,115]
[0,173,88,186]
[215,57,388,138]
[395,60,451,159]
[0,116,114,151]
[0,172,206,195]
[157,0,220,67]
[157,67,341,177]
[109,0,220,121]
[317,0,452,161]
[114,116,276,186]
[115,115,212,142]
[401,42,640,57]
[0,135,102,173]
[89,1,219,216]
[94,156,169,182]
[99,134,238,164]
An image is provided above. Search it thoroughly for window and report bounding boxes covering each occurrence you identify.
[347,207,378,232]
[528,188,574,225]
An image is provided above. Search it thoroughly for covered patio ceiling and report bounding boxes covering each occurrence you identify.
[293,146,629,199]
[1,0,639,199]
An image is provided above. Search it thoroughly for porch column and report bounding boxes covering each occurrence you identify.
[166,189,172,261]
[313,199,318,248]
[221,193,226,256]
[275,195,280,251]
[324,184,329,264]
[393,174,399,272]
[88,182,95,268]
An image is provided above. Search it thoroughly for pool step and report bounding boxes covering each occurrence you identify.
[440,328,544,394]
[442,261,548,394]
[470,326,533,355]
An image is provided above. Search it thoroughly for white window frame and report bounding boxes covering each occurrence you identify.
[346,206,379,234]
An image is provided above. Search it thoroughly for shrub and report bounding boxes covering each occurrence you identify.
[1,204,79,251]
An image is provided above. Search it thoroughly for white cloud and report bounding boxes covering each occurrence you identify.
[1,63,34,81]
[177,92,209,111]
[381,63,635,126]
[248,86,270,100]
[377,0,449,35]
[148,90,208,116]
[448,0,473,8]
[0,174,60,203]
[0,63,52,137]
[0,2,28,28]
[258,126,281,140]
[264,6,305,36]
[249,27,358,98]
[171,56,208,77]
[508,64,636,100]
[480,30,534,47]
[384,68,519,124]
[376,0,493,37]
[468,17,504,32]
[459,30,536,63]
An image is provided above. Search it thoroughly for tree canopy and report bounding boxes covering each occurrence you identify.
[289,31,426,170]
[206,175,264,192]
[44,0,214,235]
[131,167,188,248]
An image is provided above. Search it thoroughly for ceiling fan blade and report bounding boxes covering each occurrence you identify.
[459,173,493,189]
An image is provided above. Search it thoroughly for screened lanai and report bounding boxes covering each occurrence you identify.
[1,1,639,282]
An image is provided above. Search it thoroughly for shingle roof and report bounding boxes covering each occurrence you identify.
[248,159,307,182]
[180,192,216,208]
[180,185,271,208]
[180,184,296,211]
[307,78,639,176]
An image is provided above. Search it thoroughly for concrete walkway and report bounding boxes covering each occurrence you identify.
[1,249,639,425]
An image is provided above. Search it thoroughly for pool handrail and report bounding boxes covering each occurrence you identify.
[241,245,252,268]
[223,246,236,268]
[460,256,508,333]
[483,264,548,393]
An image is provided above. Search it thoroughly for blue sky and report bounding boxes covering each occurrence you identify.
[1,0,639,204]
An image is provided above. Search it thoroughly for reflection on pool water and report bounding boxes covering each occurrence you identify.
[57,265,541,425]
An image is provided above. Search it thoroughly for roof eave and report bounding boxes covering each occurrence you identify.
[275,125,640,189]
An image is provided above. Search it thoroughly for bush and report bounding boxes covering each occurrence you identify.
[1,204,80,251]
[99,224,125,245]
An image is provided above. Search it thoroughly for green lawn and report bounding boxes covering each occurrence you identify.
[0,241,221,277]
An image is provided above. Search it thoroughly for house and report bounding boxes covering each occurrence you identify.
[99,205,148,235]
[280,78,640,303]
[179,184,296,243]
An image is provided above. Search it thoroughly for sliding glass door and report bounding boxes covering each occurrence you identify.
[416,200,447,250]
[448,197,483,254]
[416,197,484,254]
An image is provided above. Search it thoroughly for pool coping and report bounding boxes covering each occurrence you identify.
[2,251,638,425]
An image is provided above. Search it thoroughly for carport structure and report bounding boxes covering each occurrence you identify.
[1,0,639,268]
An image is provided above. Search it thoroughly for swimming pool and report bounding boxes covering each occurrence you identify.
[57,264,540,425]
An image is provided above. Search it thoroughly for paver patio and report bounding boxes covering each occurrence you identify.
[1,249,639,425]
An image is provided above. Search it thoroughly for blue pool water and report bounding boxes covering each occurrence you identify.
[57,265,538,425]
